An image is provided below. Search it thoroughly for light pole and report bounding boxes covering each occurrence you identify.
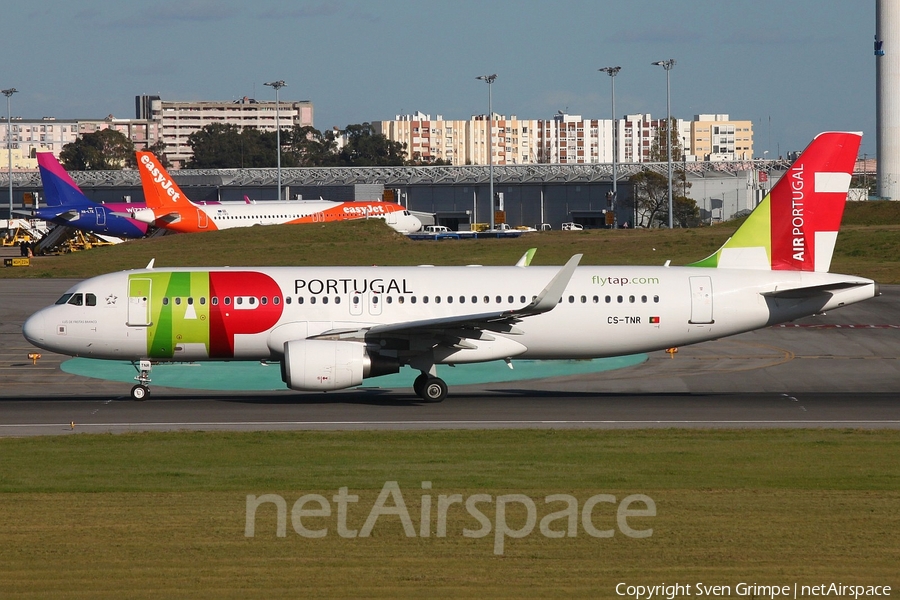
[599,67,620,228]
[264,80,286,200]
[3,88,17,220]
[652,59,675,228]
[476,74,497,230]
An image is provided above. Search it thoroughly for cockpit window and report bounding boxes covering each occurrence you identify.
[86,293,97,306]
[55,293,74,305]
[67,293,84,306]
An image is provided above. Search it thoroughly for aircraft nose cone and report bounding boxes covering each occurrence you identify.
[22,311,46,346]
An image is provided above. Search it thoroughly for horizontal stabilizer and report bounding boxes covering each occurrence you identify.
[58,210,80,222]
[760,281,871,299]
[157,212,182,224]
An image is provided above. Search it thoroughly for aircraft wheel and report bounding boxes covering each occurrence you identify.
[420,378,448,403]
[131,385,150,401]
[413,373,429,397]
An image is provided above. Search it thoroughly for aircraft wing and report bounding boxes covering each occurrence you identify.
[311,254,582,343]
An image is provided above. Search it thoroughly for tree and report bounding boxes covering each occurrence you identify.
[286,125,339,167]
[630,170,670,227]
[60,129,135,170]
[186,123,288,169]
[183,122,408,168]
[649,117,684,162]
[144,140,171,169]
[673,195,700,228]
[336,123,407,166]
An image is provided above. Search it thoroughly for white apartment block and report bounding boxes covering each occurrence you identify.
[375,112,538,165]
[137,95,314,168]
[620,114,693,163]
[379,111,746,166]
[536,113,614,164]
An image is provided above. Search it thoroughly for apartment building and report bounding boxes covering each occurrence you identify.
[466,114,537,165]
[690,114,754,160]
[378,111,742,166]
[136,95,314,168]
[0,116,159,168]
[536,113,614,164]
[375,112,538,165]
[619,114,693,163]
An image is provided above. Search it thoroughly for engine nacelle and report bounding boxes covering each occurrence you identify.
[281,339,399,391]
[282,339,367,391]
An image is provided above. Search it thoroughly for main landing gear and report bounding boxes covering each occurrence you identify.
[131,359,152,401]
[413,372,448,402]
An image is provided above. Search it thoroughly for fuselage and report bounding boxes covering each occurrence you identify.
[33,202,150,239]
[22,264,877,365]
[130,200,422,234]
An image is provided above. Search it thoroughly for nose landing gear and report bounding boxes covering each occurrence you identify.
[131,359,152,401]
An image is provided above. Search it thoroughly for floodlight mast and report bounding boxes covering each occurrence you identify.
[476,74,497,231]
[599,67,621,228]
[264,80,286,200]
[2,88,17,220]
[652,59,676,228]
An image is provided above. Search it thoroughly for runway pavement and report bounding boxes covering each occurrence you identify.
[2,278,899,435]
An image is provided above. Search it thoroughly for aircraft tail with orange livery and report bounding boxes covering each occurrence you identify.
[131,151,422,234]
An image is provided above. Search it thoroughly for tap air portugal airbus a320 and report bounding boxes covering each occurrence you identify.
[129,151,422,234]
[24,132,877,402]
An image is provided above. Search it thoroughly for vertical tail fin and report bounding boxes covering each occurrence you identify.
[136,151,193,210]
[690,131,861,272]
[37,152,90,208]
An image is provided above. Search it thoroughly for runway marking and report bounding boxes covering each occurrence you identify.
[775,324,900,329]
[795,356,898,359]
[2,420,900,430]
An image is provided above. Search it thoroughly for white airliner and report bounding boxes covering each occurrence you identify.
[23,132,877,402]
[129,151,422,234]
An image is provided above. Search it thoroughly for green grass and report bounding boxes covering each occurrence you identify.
[3,202,899,282]
[1,430,898,598]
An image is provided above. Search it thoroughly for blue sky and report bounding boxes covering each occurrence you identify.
[2,1,877,156]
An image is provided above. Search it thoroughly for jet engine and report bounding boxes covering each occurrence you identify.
[281,339,398,391]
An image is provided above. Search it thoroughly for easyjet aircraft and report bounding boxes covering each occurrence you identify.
[24,133,876,402]
[130,151,422,234]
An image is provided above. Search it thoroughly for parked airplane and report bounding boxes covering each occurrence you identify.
[26,152,150,239]
[130,151,422,234]
[23,132,876,402]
